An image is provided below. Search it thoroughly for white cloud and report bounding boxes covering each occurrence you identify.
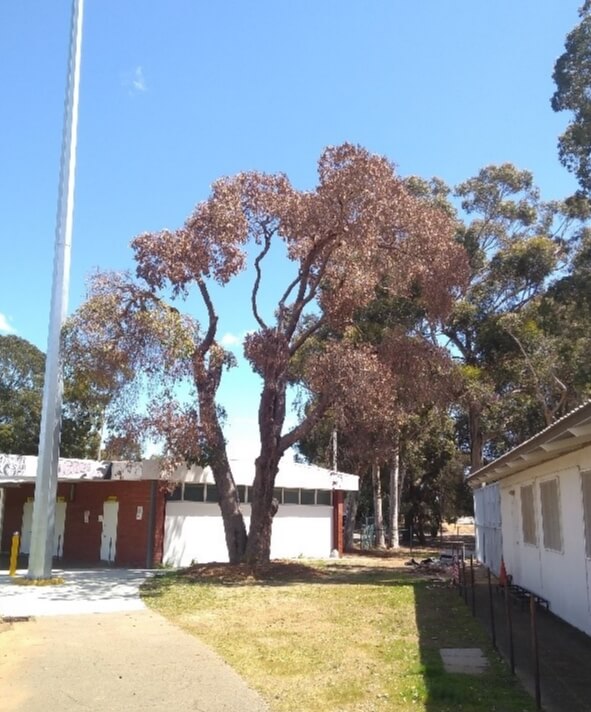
[220,332,243,348]
[122,66,147,94]
[132,66,147,92]
[0,312,16,334]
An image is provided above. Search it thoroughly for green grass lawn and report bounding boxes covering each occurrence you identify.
[142,554,535,712]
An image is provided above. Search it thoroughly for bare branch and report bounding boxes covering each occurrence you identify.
[251,226,273,330]
[289,314,326,357]
[279,393,330,453]
[196,278,218,355]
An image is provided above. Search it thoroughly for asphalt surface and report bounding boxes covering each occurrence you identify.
[0,568,269,712]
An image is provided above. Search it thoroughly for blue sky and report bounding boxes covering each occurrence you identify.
[0,1,582,457]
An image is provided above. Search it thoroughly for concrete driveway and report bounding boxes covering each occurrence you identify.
[0,567,153,617]
[0,568,269,711]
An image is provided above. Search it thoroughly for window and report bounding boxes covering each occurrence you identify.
[520,484,537,545]
[540,478,563,552]
[273,488,282,503]
[205,483,218,503]
[283,488,299,504]
[167,484,182,501]
[581,471,591,558]
[238,485,248,503]
[301,489,315,505]
[316,490,332,506]
[184,484,204,502]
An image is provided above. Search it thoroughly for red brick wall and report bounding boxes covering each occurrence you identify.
[1,484,34,551]
[1,480,165,567]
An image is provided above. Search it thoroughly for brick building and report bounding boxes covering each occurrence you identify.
[0,455,357,567]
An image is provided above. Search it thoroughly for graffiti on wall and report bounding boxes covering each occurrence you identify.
[0,454,31,479]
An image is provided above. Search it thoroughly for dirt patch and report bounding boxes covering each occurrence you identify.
[0,621,11,634]
[178,560,331,584]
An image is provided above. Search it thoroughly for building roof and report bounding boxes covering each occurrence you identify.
[467,401,591,488]
[0,453,359,491]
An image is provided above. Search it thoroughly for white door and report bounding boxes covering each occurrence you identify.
[53,501,66,558]
[100,501,119,563]
[20,500,34,554]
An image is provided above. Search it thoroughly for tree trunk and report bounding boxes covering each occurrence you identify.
[344,491,358,552]
[245,451,281,564]
[372,462,385,548]
[209,445,248,564]
[244,332,330,565]
[245,347,289,565]
[194,356,247,564]
[388,442,400,549]
[469,401,484,473]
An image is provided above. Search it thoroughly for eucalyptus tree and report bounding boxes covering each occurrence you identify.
[443,164,570,470]
[67,144,467,565]
[552,1,591,196]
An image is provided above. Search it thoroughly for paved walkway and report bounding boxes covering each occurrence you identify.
[0,569,269,712]
[0,567,152,617]
[463,565,591,712]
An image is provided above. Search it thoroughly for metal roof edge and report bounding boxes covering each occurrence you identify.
[467,400,591,488]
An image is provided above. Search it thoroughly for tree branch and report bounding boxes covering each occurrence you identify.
[196,278,218,355]
[278,393,330,453]
[251,226,273,330]
[289,315,326,357]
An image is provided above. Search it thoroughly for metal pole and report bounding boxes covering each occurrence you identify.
[28,0,84,579]
[470,555,476,616]
[505,583,515,674]
[462,556,468,604]
[487,567,497,650]
[530,595,541,709]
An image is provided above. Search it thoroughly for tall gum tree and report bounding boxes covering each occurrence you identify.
[68,144,468,565]
[442,164,572,471]
[552,1,591,196]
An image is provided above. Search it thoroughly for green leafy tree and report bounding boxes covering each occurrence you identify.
[0,334,103,458]
[0,336,45,455]
[401,409,469,544]
[443,164,572,470]
[552,1,591,195]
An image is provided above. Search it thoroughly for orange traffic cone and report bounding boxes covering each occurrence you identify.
[499,557,508,587]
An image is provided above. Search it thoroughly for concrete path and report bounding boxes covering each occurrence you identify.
[0,568,152,617]
[0,570,269,712]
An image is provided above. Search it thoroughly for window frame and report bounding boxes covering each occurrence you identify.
[520,483,537,547]
[539,477,563,553]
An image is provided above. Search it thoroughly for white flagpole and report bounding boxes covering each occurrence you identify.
[28,0,84,579]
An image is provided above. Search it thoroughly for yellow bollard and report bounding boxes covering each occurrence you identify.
[9,531,20,577]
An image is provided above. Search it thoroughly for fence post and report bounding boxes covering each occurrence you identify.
[504,582,515,674]
[462,557,468,604]
[530,595,541,709]
[487,567,496,650]
[470,555,476,616]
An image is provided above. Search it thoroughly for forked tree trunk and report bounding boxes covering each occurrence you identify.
[344,491,359,552]
[388,442,400,549]
[245,357,288,565]
[372,462,385,548]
